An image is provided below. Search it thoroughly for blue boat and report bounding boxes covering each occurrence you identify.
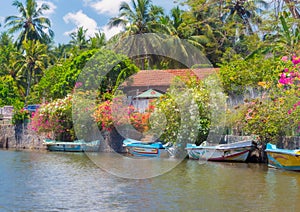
[265,143,300,171]
[43,139,100,152]
[123,138,173,158]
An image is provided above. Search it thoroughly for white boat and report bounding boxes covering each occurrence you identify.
[186,140,253,162]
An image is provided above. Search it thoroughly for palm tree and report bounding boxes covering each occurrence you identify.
[108,0,166,69]
[108,0,165,35]
[175,1,228,65]
[0,32,17,77]
[89,31,106,49]
[52,43,72,61]
[13,40,50,99]
[69,27,89,50]
[5,0,54,48]
[221,0,269,36]
[150,6,210,68]
[266,13,300,55]
[163,6,213,50]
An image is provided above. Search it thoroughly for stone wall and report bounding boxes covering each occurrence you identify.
[0,124,14,149]
[276,136,300,149]
[0,124,127,152]
[0,124,45,150]
[99,130,126,153]
[225,135,253,143]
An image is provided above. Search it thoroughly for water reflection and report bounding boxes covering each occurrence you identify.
[265,168,300,211]
[86,152,182,179]
[0,150,299,211]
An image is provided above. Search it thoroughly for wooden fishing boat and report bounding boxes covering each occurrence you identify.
[265,143,300,171]
[186,140,253,162]
[123,138,173,158]
[43,139,100,152]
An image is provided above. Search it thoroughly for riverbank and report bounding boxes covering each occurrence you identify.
[1,124,299,163]
[0,124,127,153]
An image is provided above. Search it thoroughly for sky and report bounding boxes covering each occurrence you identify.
[0,0,178,44]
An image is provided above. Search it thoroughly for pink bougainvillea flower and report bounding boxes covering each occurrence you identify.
[292,56,300,65]
[279,73,293,85]
[281,56,288,62]
[75,82,83,88]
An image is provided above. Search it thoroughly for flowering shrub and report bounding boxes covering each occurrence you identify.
[93,100,113,131]
[93,98,154,132]
[92,85,209,145]
[278,56,300,86]
[229,55,300,143]
[129,106,154,132]
[279,55,300,131]
[236,98,294,143]
[29,95,75,141]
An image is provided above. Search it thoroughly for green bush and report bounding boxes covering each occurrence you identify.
[12,109,30,125]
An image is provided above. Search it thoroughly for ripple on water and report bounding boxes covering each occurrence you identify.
[0,150,299,211]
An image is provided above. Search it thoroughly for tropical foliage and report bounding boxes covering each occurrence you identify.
[225,55,300,144]
[219,53,285,95]
[0,75,23,107]
[0,0,300,147]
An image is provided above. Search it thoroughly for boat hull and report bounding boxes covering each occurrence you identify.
[44,140,100,152]
[202,149,250,161]
[186,148,201,160]
[46,143,85,152]
[186,140,253,162]
[187,148,250,161]
[123,138,171,158]
[126,146,169,158]
[266,143,300,171]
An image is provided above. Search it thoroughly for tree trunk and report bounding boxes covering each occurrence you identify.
[25,67,33,102]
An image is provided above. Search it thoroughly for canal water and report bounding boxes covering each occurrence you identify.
[0,149,299,211]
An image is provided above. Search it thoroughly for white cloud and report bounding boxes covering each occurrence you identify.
[63,10,99,37]
[37,0,57,16]
[89,0,130,16]
[101,24,123,39]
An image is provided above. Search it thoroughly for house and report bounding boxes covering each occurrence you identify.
[131,89,163,113]
[120,68,218,112]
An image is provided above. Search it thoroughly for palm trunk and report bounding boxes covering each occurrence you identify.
[25,67,33,102]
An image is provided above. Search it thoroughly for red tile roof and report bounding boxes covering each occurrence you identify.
[122,68,218,89]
